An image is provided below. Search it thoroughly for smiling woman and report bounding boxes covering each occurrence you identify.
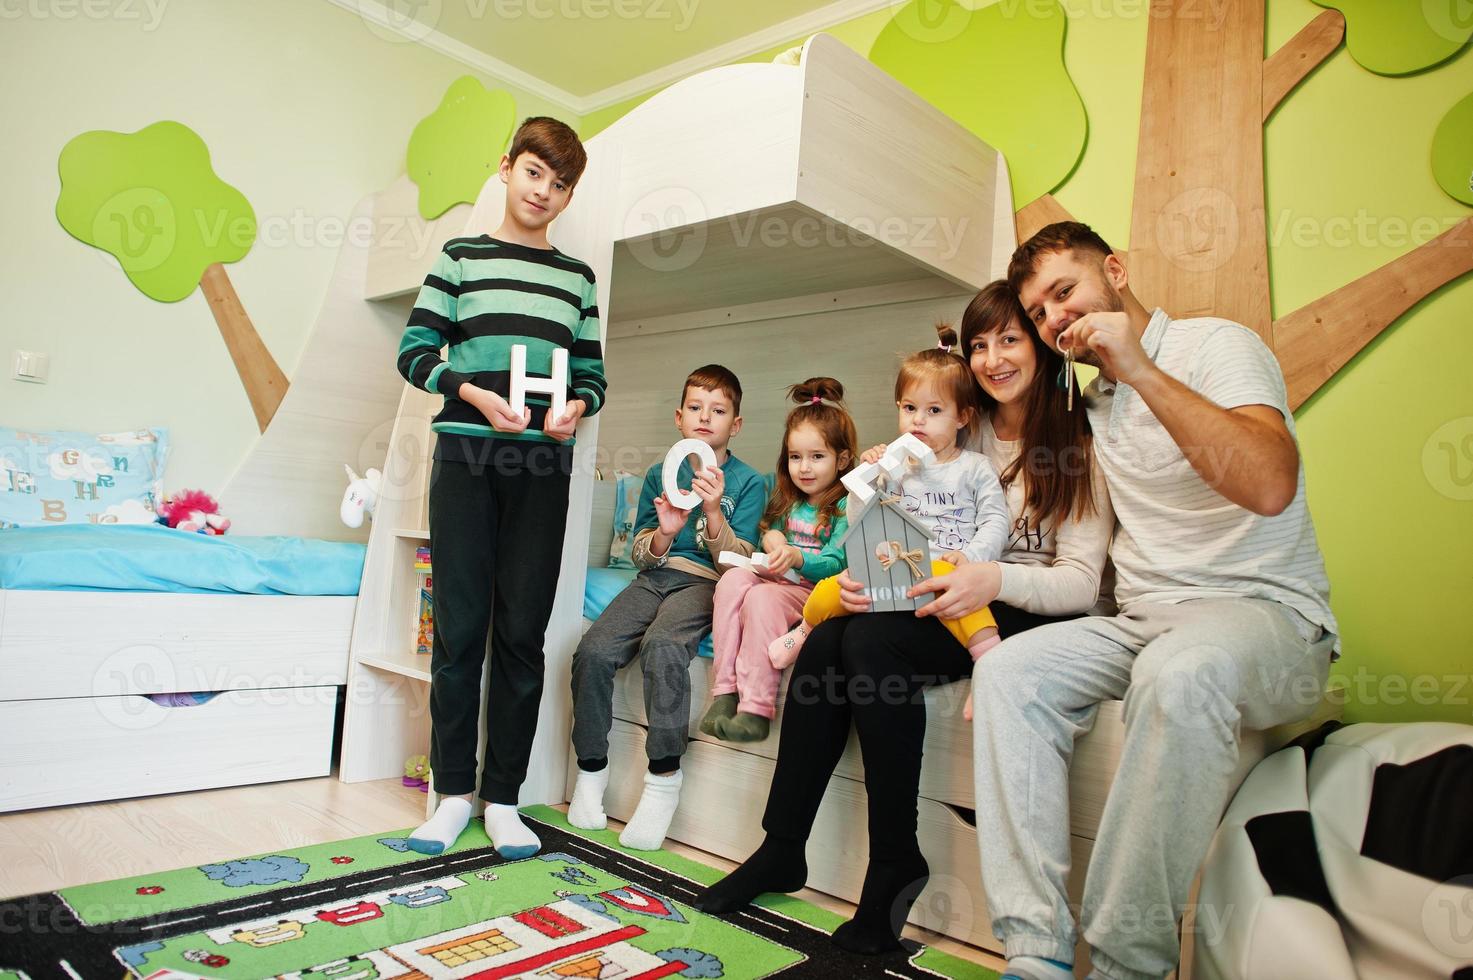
[694,296,1113,949]
[961,281,1101,566]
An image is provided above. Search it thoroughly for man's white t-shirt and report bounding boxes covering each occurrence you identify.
[1084,309,1338,650]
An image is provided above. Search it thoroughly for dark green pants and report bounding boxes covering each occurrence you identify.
[427,440,572,803]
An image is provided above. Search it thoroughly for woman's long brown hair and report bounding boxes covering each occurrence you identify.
[758,377,857,540]
[958,281,1097,531]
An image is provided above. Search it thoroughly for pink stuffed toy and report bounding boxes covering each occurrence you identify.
[157,489,231,535]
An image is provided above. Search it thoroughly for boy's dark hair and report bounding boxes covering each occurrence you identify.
[1007,221,1114,294]
[680,365,743,415]
[508,116,587,188]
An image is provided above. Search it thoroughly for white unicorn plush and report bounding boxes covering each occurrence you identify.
[340,465,382,529]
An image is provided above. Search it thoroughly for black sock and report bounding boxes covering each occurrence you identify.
[692,836,807,913]
[831,851,929,954]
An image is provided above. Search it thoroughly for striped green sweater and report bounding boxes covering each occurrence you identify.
[397,236,606,451]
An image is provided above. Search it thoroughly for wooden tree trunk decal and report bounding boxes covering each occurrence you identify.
[1127,0,1272,342]
[200,262,289,432]
[1015,0,1472,411]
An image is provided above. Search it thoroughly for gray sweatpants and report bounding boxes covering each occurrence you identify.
[571,567,715,766]
[971,598,1334,980]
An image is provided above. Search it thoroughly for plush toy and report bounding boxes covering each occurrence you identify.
[403,754,429,793]
[157,489,231,535]
[340,465,382,529]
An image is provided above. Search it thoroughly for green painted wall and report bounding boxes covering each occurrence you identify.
[0,0,575,491]
[582,0,1473,725]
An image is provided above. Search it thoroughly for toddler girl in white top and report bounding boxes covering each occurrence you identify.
[770,325,1010,664]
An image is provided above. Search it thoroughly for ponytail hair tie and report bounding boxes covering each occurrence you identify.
[810,395,822,405]
[937,340,953,353]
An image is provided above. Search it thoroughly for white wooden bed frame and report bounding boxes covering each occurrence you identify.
[0,195,407,813]
[0,589,355,811]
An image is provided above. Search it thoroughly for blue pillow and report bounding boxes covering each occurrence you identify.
[0,427,169,529]
[607,469,642,569]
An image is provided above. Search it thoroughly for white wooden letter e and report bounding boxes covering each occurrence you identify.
[840,432,935,505]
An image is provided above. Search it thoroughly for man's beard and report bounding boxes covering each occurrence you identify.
[1064,280,1126,369]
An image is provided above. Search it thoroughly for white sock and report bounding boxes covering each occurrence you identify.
[484,803,541,859]
[407,797,472,855]
[618,769,683,851]
[1005,955,1074,980]
[568,767,610,831]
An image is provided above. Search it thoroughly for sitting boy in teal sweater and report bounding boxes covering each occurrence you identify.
[568,364,765,850]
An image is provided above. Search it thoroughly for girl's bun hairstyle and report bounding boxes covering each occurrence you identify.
[789,376,845,406]
[893,323,979,434]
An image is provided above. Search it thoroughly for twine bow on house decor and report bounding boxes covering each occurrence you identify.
[878,540,927,581]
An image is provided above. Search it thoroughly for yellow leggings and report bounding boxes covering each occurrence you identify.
[801,560,997,647]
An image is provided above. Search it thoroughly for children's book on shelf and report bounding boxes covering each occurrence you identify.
[415,547,433,655]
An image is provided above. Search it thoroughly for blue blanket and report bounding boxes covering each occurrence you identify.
[0,525,365,595]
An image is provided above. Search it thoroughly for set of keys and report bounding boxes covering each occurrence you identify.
[1057,340,1076,410]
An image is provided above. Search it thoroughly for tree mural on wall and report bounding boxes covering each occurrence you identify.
[1009,1,1473,410]
[56,121,287,432]
[869,0,1087,207]
[407,75,517,220]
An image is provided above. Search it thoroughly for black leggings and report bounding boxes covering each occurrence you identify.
[762,604,1078,856]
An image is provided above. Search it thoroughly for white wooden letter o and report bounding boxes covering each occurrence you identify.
[662,438,718,511]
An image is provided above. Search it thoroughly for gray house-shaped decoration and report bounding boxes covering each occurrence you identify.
[838,489,937,614]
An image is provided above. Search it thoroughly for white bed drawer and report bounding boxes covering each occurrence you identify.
[611,655,1342,841]
[0,590,355,700]
[0,686,339,812]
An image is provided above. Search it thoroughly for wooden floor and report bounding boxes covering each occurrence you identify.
[0,775,1005,972]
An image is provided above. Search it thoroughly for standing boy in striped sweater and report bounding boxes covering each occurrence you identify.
[396,117,606,858]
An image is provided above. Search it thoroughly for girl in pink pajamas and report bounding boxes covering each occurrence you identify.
[700,378,858,742]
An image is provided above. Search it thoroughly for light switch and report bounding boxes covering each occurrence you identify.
[14,350,49,384]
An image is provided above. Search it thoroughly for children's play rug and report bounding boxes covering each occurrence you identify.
[0,805,997,980]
